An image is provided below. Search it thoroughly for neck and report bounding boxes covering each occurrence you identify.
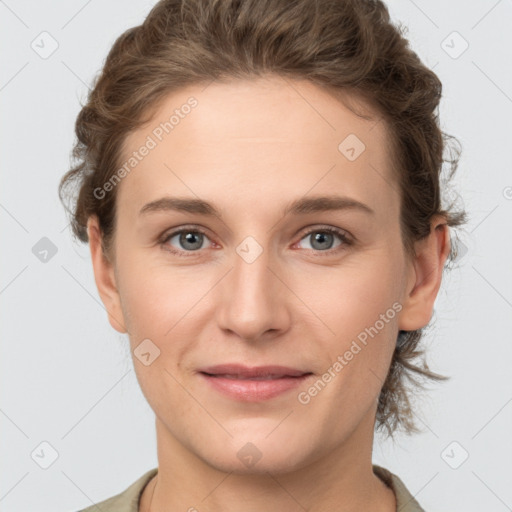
[140,411,396,512]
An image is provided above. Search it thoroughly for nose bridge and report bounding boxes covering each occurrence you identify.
[216,236,289,340]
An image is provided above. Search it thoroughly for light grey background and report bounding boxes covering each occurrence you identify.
[1,1,511,511]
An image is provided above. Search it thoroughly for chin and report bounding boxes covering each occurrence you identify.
[196,430,317,476]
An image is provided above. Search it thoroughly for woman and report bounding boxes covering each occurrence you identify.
[59,0,466,510]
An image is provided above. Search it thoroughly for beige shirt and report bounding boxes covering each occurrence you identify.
[78,464,425,511]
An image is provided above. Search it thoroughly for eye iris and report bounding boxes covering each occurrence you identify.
[180,232,203,250]
[311,232,334,250]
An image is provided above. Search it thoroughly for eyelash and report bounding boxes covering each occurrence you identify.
[159,225,353,258]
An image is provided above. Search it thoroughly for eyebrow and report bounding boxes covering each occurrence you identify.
[138,195,375,218]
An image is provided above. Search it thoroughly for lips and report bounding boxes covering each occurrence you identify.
[198,364,311,379]
[198,364,313,401]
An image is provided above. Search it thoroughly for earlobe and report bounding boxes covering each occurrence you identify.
[398,217,451,332]
[87,216,128,334]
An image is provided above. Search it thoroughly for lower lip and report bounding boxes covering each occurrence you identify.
[199,373,312,401]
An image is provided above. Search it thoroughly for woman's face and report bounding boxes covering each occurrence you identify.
[89,75,434,473]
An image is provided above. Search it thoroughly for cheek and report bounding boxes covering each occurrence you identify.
[290,251,403,341]
[290,250,402,403]
[116,258,215,388]
[119,266,195,412]
[132,355,204,437]
[116,253,200,338]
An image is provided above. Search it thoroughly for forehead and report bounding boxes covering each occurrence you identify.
[117,75,397,221]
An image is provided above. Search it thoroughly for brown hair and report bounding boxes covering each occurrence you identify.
[59,0,467,437]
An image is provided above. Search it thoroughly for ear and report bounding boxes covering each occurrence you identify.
[87,215,128,334]
[398,216,451,331]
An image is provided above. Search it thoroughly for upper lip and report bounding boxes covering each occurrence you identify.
[198,364,311,378]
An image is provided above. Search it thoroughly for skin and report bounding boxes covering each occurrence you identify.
[87,75,450,512]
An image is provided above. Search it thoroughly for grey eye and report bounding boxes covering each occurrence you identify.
[169,231,208,251]
[299,231,343,251]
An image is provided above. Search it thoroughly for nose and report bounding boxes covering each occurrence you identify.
[215,242,292,342]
